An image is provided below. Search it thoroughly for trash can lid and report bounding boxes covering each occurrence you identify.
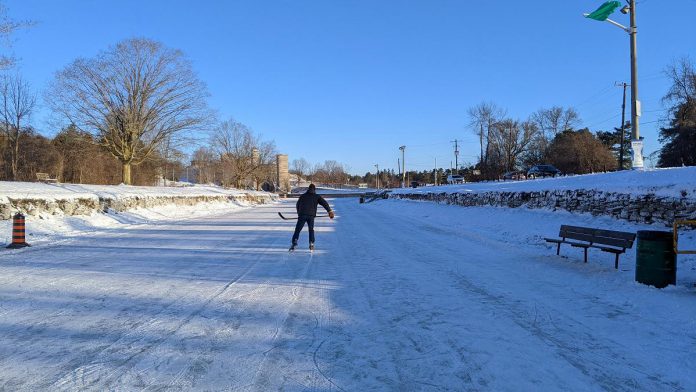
[637,230,673,240]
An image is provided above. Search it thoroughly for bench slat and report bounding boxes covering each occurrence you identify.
[597,246,625,254]
[560,232,596,244]
[594,228,636,241]
[560,225,595,235]
[590,235,632,248]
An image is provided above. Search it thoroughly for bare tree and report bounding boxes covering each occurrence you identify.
[658,58,696,167]
[0,74,35,180]
[0,3,33,70]
[191,146,216,184]
[212,118,276,189]
[291,158,310,181]
[527,106,580,165]
[663,57,696,128]
[313,160,348,186]
[46,38,211,185]
[531,106,580,138]
[491,118,537,173]
[468,102,506,168]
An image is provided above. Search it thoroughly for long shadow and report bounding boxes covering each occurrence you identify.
[0,259,346,390]
[1,197,515,391]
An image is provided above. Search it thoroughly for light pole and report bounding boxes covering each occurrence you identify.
[374,164,380,189]
[399,146,406,187]
[585,0,643,169]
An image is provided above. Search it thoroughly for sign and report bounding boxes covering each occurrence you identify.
[631,139,644,169]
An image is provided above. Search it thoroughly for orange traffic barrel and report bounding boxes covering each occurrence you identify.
[7,212,30,249]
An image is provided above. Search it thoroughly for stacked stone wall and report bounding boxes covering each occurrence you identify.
[0,193,276,220]
[391,190,696,226]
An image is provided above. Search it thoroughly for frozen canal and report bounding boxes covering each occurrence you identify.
[0,198,694,391]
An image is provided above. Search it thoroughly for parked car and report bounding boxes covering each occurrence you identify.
[446,174,465,184]
[527,164,561,179]
[502,171,526,181]
[410,181,420,188]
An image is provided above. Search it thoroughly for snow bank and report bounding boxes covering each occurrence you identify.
[0,182,277,220]
[392,168,696,225]
[394,167,696,199]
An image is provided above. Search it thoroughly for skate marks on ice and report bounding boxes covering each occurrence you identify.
[48,222,287,390]
[319,201,691,391]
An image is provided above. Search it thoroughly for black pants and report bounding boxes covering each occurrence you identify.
[292,215,315,244]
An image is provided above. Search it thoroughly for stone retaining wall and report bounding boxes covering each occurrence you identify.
[0,193,277,220]
[391,190,696,226]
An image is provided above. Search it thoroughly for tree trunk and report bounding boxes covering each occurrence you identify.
[479,123,484,167]
[122,162,132,185]
[11,136,18,181]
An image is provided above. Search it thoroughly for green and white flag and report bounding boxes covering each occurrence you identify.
[586,1,622,21]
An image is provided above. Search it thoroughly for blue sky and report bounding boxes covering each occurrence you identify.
[6,0,696,175]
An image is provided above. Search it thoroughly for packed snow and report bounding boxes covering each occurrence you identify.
[395,166,696,199]
[0,196,694,391]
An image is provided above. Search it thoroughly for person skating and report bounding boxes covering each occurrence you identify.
[290,184,334,251]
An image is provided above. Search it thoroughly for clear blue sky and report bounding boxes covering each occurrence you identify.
[6,0,696,175]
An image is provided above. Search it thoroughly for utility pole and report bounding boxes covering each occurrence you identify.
[397,158,401,188]
[434,157,438,186]
[628,0,642,169]
[615,81,629,171]
[374,164,380,189]
[399,146,406,187]
[451,139,460,174]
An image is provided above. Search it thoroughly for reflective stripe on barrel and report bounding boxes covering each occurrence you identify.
[10,213,28,245]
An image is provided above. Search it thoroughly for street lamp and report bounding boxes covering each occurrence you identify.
[399,146,406,188]
[585,0,643,169]
[374,164,380,189]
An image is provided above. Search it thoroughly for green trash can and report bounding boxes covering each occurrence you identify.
[635,230,676,288]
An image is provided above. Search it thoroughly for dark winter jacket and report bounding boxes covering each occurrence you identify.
[296,189,332,217]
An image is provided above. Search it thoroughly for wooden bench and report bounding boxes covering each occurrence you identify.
[36,172,58,184]
[545,225,636,269]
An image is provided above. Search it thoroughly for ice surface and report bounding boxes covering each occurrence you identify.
[0,198,694,390]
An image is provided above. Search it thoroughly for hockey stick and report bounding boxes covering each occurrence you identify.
[278,212,330,220]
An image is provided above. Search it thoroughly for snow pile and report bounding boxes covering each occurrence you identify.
[395,167,696,199]
[0,182,277,219]
[391,168,696,225]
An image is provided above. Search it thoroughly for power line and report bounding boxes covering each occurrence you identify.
[574,85,616,108]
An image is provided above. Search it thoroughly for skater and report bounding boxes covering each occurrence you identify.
[290,184,334,251]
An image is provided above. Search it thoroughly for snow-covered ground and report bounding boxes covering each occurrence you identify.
[0,181,269,204]
[395,167,696,199]
[0,197,694,390]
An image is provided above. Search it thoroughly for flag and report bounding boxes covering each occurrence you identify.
[586,1,622,21]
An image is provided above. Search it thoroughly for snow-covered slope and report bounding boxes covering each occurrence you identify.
[0,182,270,202]
[394,167,696,199]
[0,182,277,219]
